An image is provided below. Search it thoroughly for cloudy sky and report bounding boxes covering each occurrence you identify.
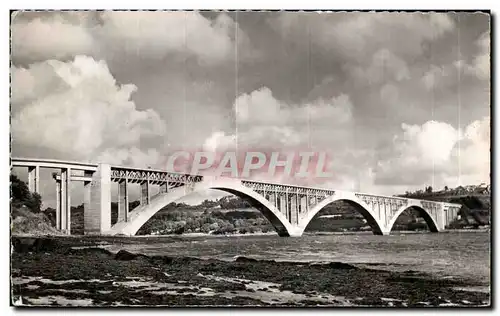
[10,11,490,205]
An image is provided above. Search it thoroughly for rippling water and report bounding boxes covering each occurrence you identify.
[103,231,490,286]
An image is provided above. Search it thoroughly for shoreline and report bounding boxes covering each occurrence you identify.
[11,227,490,240]
[11,236,490,307]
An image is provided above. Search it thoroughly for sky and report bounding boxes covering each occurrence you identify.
[10,11,491,205]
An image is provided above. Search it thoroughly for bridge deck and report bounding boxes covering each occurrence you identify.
[11,157,461,208]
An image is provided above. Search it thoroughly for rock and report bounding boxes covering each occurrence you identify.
[327,262,357,270]
[114,250,148,261]
[235,256,258,263]
[11,237,62,253]
[67,247,113,257]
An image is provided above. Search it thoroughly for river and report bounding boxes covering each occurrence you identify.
[101,230,491,289]
[11,230,491,306]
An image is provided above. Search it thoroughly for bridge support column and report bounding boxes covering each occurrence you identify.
[140,181,150,205]
[159,183,168,194]
[374,202,382,229]
[59,168,71,234]
[298,196,304,214]
[269,193,276,208]
[290,195,298,225]
[56,180,61,230]
[84,164,111,235]
[382,201,388,228]
[118,180,129,222]
[83,179,91,226]
[279,195,287,220]
[28,166,40,193]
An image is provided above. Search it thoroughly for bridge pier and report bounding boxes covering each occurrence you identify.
[63,168,71,234]
[378,227,391,236]
[54,168,72,234]
[84,164,111,235]
[287,227,303,237]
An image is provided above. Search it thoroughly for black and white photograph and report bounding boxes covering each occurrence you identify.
[9,9,491,307]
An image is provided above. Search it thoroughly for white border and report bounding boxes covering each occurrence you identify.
[3,0,498,10]
[1,1,497,315]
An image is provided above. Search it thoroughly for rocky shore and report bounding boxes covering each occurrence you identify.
[11,237,490,307]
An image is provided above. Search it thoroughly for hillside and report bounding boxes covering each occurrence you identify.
[10,174,61,236]
[399,184,491,226]
[11,206,62,236]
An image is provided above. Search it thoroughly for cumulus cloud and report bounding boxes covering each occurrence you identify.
[199,87,356,187]
[10,11,490,197]
[11,56,166,164]
[97,147,163,168]
[11,14,95,64]
[234,87,352,127]
[11,11,250,66]
[96,11,236,65]
[396,121,459,166]
[205,87,353,153]
[374,117,490,187]
[451,116,490,181]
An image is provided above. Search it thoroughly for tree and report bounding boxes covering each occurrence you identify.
[10,174,42,213]
[201,199,218,209]
[172,221,186,234]
[425,186,433,193]
[200,223,211,233]
[211,210,225,219]
[444,186,449,191]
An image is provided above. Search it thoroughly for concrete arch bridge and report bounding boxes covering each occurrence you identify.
[11,158,462,236]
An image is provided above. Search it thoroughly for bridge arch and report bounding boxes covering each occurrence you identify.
[296,191,386,235]
[109,179,299,237]
[386,204,440,233]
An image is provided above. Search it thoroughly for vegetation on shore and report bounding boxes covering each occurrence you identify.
[10,175,61,236]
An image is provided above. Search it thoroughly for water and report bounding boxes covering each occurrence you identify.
[102,231,490,286]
